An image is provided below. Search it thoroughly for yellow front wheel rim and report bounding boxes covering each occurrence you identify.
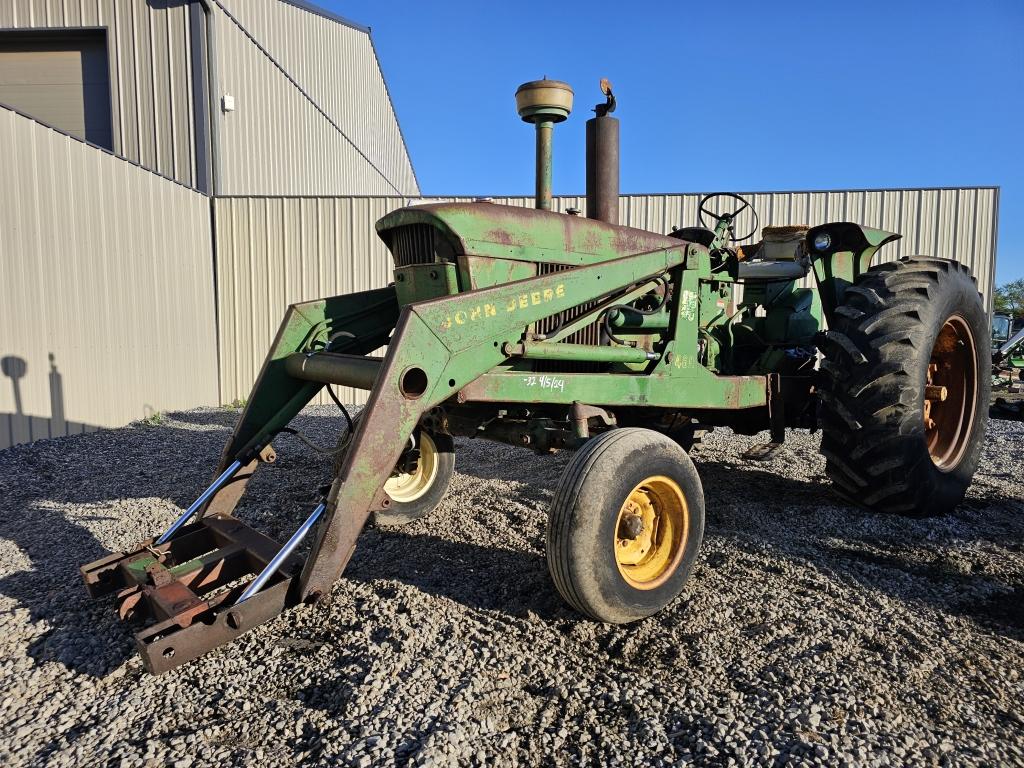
[614,475,688,590]
[384,432,439,504]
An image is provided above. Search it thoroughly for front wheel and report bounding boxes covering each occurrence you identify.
[335,415,455,526]
[546,428,705,623]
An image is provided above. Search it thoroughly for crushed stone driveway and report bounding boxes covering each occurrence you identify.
[0,406,1021,767]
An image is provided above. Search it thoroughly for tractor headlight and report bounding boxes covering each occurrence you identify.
[813,233,832,252]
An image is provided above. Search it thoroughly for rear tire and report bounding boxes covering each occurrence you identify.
[546,428,705,623]
[818,257,989,516]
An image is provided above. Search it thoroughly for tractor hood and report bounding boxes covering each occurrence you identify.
[376,202,681,267]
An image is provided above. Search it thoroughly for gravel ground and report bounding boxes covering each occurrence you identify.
[0,406,1022,767]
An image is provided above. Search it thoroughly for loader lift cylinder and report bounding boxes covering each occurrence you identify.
[155,459,243,544]
[236,502,326,604]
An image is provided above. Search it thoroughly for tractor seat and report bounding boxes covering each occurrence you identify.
[737,225,810,282]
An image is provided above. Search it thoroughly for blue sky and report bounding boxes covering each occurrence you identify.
[325,0,1022,284]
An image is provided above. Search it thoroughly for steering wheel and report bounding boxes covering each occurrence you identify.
[698,192,759,242]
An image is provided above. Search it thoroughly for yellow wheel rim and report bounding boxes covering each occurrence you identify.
[384,432,439,504]
[613,475,688,590]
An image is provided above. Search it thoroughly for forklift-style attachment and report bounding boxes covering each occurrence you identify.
[81,513,303,674]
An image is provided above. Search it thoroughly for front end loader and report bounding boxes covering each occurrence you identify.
[82,79,990,673]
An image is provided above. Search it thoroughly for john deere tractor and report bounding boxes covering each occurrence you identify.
[82,79,990,672]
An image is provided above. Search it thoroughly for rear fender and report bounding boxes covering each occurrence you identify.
[807,222,901,322]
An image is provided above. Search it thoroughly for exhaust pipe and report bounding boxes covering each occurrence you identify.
[515,79,573,211]
[586,79,619,225]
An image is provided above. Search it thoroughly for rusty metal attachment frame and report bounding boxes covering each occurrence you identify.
[81,515,303,674]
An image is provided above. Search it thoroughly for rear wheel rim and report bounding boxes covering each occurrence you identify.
[925,315,977,471]
[613,475,688,590]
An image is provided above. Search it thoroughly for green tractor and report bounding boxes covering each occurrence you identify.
[82,80,991,672]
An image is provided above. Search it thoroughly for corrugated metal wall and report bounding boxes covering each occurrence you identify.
[0,107,218,450]
[211,0,419,196]
[214,196,399,405]
[213,187,998,405]
[0,0,199,188]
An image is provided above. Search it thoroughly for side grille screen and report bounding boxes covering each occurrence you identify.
[390,225,437,267]
[535,263,604,372]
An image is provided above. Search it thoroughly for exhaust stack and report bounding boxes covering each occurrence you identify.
[515,79,573,211]
[586,79,619,225]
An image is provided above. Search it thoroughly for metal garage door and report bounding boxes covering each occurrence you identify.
[0,31,112,150]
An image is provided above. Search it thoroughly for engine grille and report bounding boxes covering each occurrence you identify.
[535,262,604,373]
[390,224,438,267]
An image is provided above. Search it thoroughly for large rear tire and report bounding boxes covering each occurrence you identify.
[818,257,989,516]
[546,428,705,623]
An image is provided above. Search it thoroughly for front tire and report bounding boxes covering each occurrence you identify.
[546,428,705,623]
[818,257,989,516]
[335,415,455,526]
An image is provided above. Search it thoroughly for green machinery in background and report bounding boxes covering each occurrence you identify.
[991,313,1024,420]
[992,313,1024,370]
[82,79,991,673]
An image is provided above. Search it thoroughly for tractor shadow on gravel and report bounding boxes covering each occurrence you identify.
[344,528,571,622]
[694,457,1024,639]
[344,453,1024,638]
[0,411,243,676]
[0,501,137,676]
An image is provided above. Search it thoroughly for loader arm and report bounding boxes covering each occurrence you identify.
[300,242,696,599]
[199,288,400,519]
[79,241,698,673]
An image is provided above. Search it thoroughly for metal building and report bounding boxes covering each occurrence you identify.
[0,2,1001,450]
[0,0,418,449]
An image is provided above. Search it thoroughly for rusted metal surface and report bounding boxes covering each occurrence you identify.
[376,203,682,267]
[926,315,978,469]
[300,243,692,599]
[136,576,295,675]
[80,513,304,674]
[586,114,619,224]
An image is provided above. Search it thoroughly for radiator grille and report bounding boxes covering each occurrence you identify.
[390,224,437,267]
[535,262,604,372]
